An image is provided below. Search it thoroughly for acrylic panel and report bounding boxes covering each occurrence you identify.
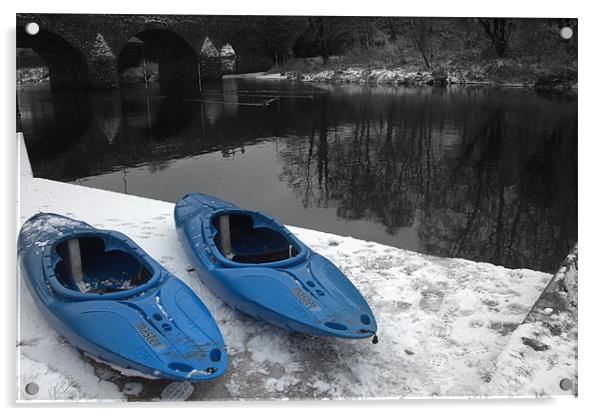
[16,13,577,401]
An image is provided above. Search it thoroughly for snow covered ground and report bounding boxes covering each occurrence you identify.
[222,72,287,80]
[16,134,574,401]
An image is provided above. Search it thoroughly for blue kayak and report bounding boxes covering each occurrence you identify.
[174,193,378,340]
[18,213,227,381]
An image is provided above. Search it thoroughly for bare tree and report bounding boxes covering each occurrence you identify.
[351,17,377,50]
[385,17,400,41]
[478,18,513,57]
[409,18,433,69]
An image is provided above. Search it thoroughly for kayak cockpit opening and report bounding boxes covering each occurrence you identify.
[54,237,153,294]
[212,213,300,264]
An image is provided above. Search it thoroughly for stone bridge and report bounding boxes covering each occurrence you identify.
[17,14,302,91]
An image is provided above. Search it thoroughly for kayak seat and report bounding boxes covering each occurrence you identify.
[213,214,299,264]
[54,237,152,294]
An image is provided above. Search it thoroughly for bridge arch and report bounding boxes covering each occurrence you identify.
[117,29,200,86]
[17,25,90,91]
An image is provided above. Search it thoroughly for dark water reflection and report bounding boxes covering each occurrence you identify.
[19,79,577,273]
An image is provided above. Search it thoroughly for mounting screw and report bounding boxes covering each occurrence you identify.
[25,382,39,395]
[559,27,573,40]
[25,22,40,36]
[559,378,573,391]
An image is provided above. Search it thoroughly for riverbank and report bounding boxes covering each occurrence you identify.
[17,64,578,89]
[17,132,576,401]
[267,58,577,89]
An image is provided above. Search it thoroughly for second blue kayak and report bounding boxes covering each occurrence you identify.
[174,193,378,339]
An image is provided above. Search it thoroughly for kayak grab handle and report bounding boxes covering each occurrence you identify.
[356,328,379,344]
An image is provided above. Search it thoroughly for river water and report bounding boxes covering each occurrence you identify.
[18,79,577,273]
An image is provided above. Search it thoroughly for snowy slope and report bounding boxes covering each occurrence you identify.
[17,134,556,401]
[488,248,578,397]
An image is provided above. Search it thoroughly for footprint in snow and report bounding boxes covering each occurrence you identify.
[429,355,447,368]
[465,344,489,356]
[469,318,484,328]
[481,299,500,311]
[432,322,452,339]
[160,381,194,401]
[489,321,519,336]
[505,303,529,314]
[514,364,531,380]
[419,294,444,313]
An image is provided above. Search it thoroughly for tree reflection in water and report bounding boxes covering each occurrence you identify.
[20,80,576,273]
[277,86,577,272]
